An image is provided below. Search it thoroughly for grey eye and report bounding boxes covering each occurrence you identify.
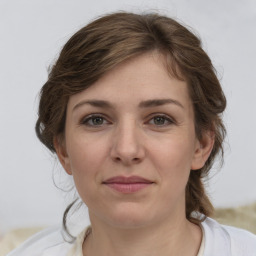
[81,115,108,126]
[91,116,104,125]
[148,115,174,126]
[153,116,166,125]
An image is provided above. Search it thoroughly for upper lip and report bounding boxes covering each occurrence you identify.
[103,176,153,184]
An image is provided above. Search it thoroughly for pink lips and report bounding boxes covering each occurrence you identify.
[103,176,154,193]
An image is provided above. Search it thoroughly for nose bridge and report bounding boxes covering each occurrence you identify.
[111,116,144,164]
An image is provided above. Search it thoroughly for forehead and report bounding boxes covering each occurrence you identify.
[67,53,191,110]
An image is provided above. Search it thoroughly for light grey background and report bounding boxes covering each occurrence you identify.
[0,0,256,234]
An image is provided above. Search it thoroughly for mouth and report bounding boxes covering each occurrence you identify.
[102,176,154,194]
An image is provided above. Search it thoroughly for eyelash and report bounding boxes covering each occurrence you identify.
[80,113,175,128]
[147,114,175,126]
[80,114,110,127]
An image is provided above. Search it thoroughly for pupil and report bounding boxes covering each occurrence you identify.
[154,116,165,125]
[93,117,103,125]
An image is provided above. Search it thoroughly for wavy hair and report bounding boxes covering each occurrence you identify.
[35,12,226,239]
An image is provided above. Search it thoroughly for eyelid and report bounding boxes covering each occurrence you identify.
[146,113,176,125]
[79,112,176,127]
[80,113,111,126]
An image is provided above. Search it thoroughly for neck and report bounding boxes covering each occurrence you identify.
[83,212,202,256]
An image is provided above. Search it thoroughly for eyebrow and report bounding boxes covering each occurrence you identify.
[73,98,184,112]
[73,100,114,112]
[139,99,184,109]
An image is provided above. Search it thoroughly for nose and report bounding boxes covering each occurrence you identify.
[110,120,145,165]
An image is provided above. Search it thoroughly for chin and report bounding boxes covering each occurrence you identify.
[103,204,155,229]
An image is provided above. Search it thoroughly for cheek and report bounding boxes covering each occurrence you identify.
[65,135,108,193]
[149,136,195,180]
[67,144,102,206]
[67,133,106,169]
[145,137,195,211]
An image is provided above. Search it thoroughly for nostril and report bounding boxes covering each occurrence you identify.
[113,156,141,165]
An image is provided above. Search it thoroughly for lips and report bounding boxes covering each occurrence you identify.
[103,176,154,193]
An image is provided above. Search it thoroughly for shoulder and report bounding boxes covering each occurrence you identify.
[202,217,256,256]
[222,223,256,255]
[6,227,73,256]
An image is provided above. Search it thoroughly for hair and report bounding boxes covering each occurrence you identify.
[35,11,226,238]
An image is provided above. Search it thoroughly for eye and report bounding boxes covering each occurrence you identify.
[81,114,110,127]
[148,115,174,126]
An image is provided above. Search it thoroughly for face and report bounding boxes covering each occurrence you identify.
[56,52,212,229]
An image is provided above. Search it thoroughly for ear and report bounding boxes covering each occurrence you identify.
[191,130,215,170]
[53,136,72,175]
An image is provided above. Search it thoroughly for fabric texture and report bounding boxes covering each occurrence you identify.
[5,217,256,256]
[0,227,44,256]
[197,224,205,256]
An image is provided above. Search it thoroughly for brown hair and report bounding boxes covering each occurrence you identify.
[35,11,226,236]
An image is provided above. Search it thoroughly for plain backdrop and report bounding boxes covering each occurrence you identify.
[0,0,256,235]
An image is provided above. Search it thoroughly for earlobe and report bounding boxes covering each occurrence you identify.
[53,136,72,175]
[191,131,215,170]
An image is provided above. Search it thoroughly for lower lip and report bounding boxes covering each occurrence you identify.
[104,183,152,193]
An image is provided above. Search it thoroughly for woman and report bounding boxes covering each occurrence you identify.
[8,12,256,256]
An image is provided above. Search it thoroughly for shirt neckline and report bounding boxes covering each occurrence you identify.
[69,224,205,256]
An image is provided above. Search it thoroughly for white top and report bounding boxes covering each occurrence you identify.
[197,224,205,256]
[6,217,256,256]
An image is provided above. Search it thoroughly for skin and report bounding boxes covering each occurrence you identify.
[55,52,214,256]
